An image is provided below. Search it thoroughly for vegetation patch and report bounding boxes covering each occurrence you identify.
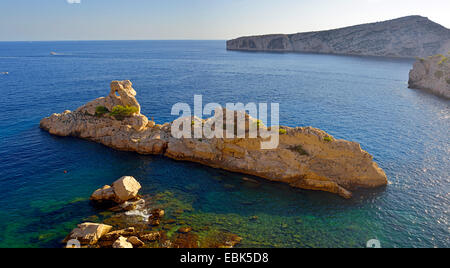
[279,129,287,135]
[446,78,450,85]
[324,136,333,142]
[256,120,263,128]
[289,145,309,156]
[110,105,139,120]
[438,56,448,65]
[95,106,109,117]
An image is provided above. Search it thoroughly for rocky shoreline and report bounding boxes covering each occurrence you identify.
[40,80,388,198]
[409,54,450,98]
[65,176,242,248]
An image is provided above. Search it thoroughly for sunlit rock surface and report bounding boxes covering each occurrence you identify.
[409,54,450,98]
[41,81,388,198]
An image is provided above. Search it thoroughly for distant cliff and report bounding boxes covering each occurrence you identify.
[409,54,450,98]
[227,16,450,58]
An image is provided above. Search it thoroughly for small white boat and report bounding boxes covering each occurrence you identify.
[0,72,8,75]
[50,52,58,56]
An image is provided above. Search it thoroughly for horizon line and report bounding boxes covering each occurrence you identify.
[0,39,228,43]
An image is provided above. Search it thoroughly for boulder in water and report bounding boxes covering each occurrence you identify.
[112,176,142,202]
[64,222,112,245]
[90,176,141,204]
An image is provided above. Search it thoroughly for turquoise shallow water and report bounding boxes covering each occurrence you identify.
[0,40,448,248]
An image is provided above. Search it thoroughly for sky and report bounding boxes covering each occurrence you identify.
[0,0,449,41]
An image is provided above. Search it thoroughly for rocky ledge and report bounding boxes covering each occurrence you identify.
[40,80,388,198]
[409,54,450,98]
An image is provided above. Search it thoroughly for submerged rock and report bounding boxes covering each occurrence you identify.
[151,209,165,218]
[139,231,161,242]
[178,226,192,234]
[172,233,200,248]
[409,54,450,98]
[41,80,388,198]
[199,231,242,248]
[147,209,165,226]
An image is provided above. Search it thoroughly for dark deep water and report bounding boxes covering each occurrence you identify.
[0,40,448,248]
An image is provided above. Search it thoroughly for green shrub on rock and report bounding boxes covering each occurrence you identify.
[289,145,309,156]
[110,105,139,120]
[95,106,109,117]
[438,56,448,65]
[324,136,333,142]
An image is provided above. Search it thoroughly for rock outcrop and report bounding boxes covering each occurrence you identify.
[64,223,112,245]
[90,176,142,204]
[227,16,450,58]
[41,80,388,198]
[77,80,141,116]
[113,236,133,248]
[66,179,244,248]
[409,54,450,98]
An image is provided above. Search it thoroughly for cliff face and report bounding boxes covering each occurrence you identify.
[40,81,388,198]
[409,54,450,98]
[227,16,450,58]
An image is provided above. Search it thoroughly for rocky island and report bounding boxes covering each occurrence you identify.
[40,80,388,199]
[409,54,450,98]
[227,16,450,58]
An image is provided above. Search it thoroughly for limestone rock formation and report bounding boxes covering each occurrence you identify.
[112,236,133,248]
[409,54,450,98]
[41,81,388,198]
[112,176,142,202]
[91,185,116,202]
[90,176,142,203]
[76,80,141,116]
[227,16,450,58]
[64,223,112,245]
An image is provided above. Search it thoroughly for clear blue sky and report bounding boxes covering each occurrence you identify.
[1,0,449,41]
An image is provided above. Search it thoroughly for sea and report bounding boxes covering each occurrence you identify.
[0,40,448,248]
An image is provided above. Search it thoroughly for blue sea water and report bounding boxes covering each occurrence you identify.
[0,40,448,248]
